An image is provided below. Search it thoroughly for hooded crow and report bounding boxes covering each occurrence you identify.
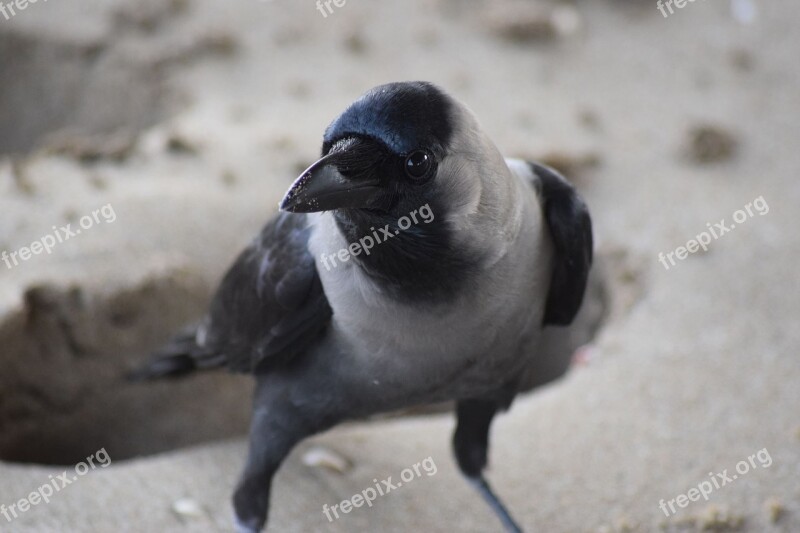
[131,81,593,533]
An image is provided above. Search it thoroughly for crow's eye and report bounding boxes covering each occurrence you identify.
[405,150,433,180]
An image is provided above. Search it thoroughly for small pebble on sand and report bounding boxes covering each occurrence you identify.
[172,497,205,519]
[687,125,739,164]
[302,445,353,474]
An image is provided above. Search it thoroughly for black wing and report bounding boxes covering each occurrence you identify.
[130,212,332,379]
[528,162,593,327]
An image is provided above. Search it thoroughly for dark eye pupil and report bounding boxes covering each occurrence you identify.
[406,151,431,179]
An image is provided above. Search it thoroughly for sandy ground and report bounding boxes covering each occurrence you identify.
[0,0,798,531]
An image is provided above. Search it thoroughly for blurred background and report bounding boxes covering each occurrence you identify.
[0,0,797,531]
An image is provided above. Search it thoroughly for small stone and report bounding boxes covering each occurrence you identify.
[578,108,602,131]
[494,18,556,44]
[615,516,635,532]
[172,497,205,519]
[343,31,367,55]
[489,4,582,44]
[221,170,238,187]
[166,134,199,155]
[687,125,738,164]
[730,49,754,72]
[490,7,558,44]
[764,497,785,523]
[302,446,352,474]
[198,31,238,56]
[699,505,745,531]
[88,174,109,190]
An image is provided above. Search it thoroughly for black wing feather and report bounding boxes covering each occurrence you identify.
[528,162,594,327]
[130,212,332,380]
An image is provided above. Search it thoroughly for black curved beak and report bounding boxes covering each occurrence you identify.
[280,137,391,213]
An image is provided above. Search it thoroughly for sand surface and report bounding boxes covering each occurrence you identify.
[0,0,798,531]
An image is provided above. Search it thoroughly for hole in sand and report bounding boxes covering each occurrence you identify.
[0,274,253,466]
[0,249,639,466]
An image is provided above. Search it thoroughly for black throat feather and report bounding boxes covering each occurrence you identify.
[333,205,475,304]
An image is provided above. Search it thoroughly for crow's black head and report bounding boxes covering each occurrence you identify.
[280,82,456,219]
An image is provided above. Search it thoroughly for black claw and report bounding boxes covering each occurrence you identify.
[468,476,525,533]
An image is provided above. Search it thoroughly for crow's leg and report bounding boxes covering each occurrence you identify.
[453,398,524,533]
[233,378,330,533]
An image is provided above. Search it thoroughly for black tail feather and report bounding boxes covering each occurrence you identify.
[127,325,209,382]
[127,353,198,382]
